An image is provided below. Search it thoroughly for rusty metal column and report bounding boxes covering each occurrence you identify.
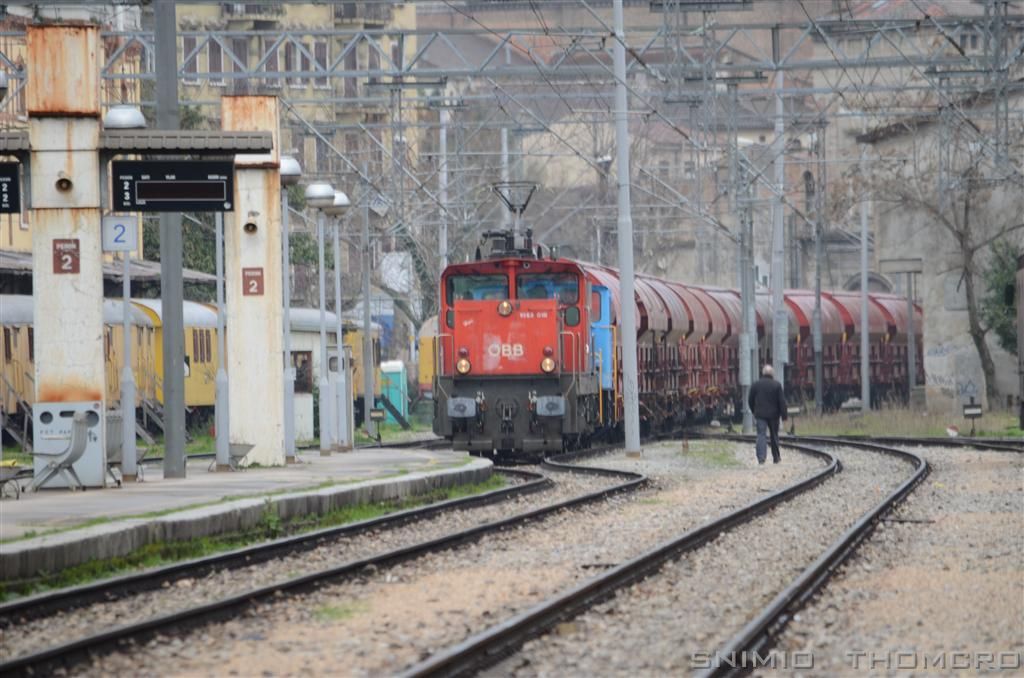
[27,24,107,486]
[221,96,285,466]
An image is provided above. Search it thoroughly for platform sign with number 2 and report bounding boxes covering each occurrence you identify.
[102,215,139,252]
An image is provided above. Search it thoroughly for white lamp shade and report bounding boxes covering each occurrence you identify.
[304,182,335,209]
[280,156,302,186]
[324,190,350,215]
[103,104,146,130]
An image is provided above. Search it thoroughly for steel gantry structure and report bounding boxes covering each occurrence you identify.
[1,0,1021,429]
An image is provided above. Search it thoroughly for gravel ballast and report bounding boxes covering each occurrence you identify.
[768,446,1023,674]
[0,468,606,661]
[484,444,914,676]
[71,440,821,677]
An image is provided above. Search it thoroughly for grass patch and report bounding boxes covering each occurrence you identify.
[792,407,1021,438]
[315,601,368,622]
[354,420,433,445]
[683,440,743,468]
[0,473,506,601]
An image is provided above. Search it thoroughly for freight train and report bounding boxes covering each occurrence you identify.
[0,295,382,442]
[429,230,923,461]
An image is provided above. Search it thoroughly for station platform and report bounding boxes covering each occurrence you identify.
[1,448,490,581]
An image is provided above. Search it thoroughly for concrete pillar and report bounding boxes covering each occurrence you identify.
[28,25,107,486]
[221,96,284,466]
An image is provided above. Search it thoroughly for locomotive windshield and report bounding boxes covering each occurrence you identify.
[446,274,509,303]
[516,273,579,304]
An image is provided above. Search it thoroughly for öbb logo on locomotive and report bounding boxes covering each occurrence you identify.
[488,343,525,359]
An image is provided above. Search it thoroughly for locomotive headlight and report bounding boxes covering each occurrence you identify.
[543,346,554,357]
[540,357,556,373]
[497,300,513,316]
[458,347,469,358]
[456,358,472,374]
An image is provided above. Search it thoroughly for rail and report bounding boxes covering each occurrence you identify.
[0,455,646,677]
[402,440,839,677]
[700,437,929,677]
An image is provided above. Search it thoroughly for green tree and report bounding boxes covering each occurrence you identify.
[981,239,1021,356]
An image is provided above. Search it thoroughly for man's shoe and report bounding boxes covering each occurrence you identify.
[773,457,781,464]
[758,459,765,465]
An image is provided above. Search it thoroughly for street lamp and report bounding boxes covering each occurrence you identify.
[305,181,336,456]
[102,104,145,481]
[325,190,351,451]
[280,156,301,462]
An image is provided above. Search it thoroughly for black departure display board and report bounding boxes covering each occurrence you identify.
[112,160,234,212]
[0,162,21,214]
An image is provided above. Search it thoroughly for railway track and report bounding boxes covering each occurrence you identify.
[697,438,929,678]
[402,438,929,677]
[0,448,644,677]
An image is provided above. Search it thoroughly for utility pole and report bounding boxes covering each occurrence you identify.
[438,108,449,269]
[120,249,137,480]
[859,127,871,411]
[613,0,641,455]
[156,0,186,478]
[770,48,787,391]
[362,163,376,441]
[214,212,229,470]
[500,127,510,232]
[906,271,916,401]
[813,124,825,414]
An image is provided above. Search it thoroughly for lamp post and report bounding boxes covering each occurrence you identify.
[304,181,335,456]
[103,104,145,481]
[325,190,351,451]
[279,156,301,462]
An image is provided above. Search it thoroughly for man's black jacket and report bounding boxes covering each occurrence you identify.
[748,376,787,421]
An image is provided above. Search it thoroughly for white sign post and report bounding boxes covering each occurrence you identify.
[103,214,139,480]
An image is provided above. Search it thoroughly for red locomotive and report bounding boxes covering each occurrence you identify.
[431,230,923,461]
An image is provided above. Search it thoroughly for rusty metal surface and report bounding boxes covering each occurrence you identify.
[26,25,100,116]
[221,95,280,167]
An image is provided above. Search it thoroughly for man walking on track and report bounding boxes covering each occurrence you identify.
[748,364,787,464]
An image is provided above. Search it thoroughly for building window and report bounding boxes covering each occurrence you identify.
[209,39,224,86]
[368,45,379,85]
[284,41,298,87]
[300,43,312,87]
[28,328,34,362]
[183,35,198,84]
[315,134,332,174]
[3,327,11,361]
[231,37,249,89]
[293,351,313,393]
[263,37,280,88]
[344,46,358,98]
[314,40,329,89]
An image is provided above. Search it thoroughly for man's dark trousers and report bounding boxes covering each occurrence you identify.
[755,417,781,464]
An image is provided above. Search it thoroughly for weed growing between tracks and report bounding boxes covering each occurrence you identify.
[682,440,744,468]
[792,407,1020,438]
[0,474,506,602]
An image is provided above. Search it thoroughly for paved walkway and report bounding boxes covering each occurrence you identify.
[1,447,469,541]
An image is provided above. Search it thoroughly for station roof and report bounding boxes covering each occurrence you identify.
[0,294,154,326]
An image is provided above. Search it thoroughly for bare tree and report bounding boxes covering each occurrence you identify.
[865,117,1024,406]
